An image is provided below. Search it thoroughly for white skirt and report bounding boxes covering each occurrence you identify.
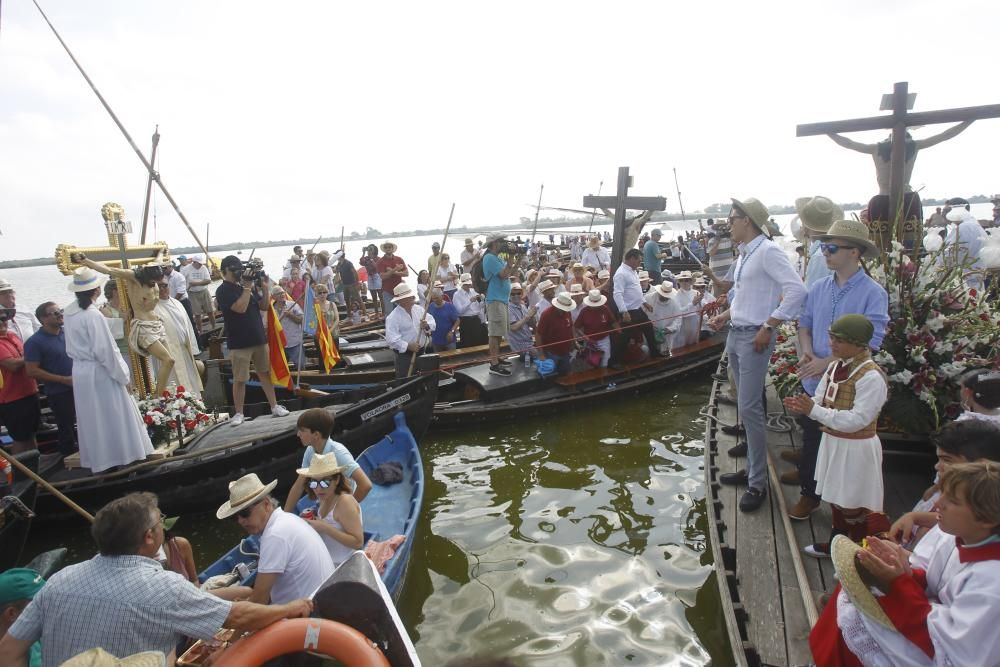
[813,433,884,511]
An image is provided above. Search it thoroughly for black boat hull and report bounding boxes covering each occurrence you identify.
[0,450,39,570]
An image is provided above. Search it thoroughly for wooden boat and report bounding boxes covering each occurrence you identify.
[432,334,727,427]
[34,373,436,521]
[0,450,39,571]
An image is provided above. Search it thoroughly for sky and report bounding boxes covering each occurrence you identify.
[1,0,998,260]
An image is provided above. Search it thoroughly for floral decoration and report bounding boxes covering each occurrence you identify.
[137,386,213,446]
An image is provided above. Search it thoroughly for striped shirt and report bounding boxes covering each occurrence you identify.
[9,554,231,667]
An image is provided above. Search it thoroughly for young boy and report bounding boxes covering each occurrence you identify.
[783,314,889,558]
[811,461,1000,666]
[283,408,372,513]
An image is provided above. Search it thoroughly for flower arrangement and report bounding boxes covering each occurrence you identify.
[768,323,802,399]
[137,386,213,446]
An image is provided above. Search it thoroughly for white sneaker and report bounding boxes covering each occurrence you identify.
[229,413,245,427]
[271,405,290,417]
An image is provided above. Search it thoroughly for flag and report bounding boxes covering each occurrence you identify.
[314,301,341,372]
[303,283,318,337]
[266,303,293,390]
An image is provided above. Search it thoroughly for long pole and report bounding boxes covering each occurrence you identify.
[587,180,604,234]
[528,184,544,246]
[0,449,95,523]
[139,125,160,244]
[310,235,324,252]
[409,203,455,376]
[673,167,687,224]
[339,227,345,252]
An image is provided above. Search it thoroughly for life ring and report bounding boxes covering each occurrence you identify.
[213,618,389,667]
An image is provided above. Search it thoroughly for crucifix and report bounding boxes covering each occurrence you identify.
[55,202,170,397]
[582,166,667,271]
[797,81,1000,244]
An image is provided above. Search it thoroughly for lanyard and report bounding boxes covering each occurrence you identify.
[735,236,765,285]
[830,274,858,324]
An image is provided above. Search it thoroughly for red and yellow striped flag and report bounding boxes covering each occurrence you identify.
[314,303,341,372]
[266,303,293,390]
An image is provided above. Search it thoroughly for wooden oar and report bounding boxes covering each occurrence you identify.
[409,203,455,376]
[0,449,95,523]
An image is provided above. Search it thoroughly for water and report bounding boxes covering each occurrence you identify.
[20,376,732,665]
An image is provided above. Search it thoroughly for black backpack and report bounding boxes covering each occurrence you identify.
[470,254,490,293]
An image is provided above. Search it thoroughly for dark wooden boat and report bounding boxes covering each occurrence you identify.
[0,449,39,571]
[35,373,437,521]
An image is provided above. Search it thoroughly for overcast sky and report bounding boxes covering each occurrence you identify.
[1,0,997,260]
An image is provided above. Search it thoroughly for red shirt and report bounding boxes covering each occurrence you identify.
[0,333,38,403]
[375,255,407,292]
[536,307,574,356]
[574,304,615,341]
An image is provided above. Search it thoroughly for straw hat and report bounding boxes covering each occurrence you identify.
[638,270,650,281]
[551,293,576,312]
[547,268,562,277]
[820,219,879,258]
[295,452,347,480]
[433,280,444,289]
[510,282,524,292]
[537,279,556,293]
[0,278,11,292]
[597,269,610,280]
[391,283,416,302]
[288,255,302,263]
[675,270,694,281]
[572,262,584,270]
[464,238,474,246]
[693,278,708,288]
[216,473,277,519]
[485,232,507,244]
[795,196,844,233]
[317,250,331,261]
[660,269,674,279]
[459,273,474,286]
[61,648,167,667]
[380,241,397,253]
[568,283,585,295]
[831,535,895,631]
[67,267,107,293]
[654,282,675,298]
[584,289,607,307]
[730,197,772,238]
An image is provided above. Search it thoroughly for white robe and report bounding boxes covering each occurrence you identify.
[644,291,683,354]
[64,301,154,472]
[153,297,203,397]
[673,288,701,348]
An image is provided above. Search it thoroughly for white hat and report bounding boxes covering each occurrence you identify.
[547,268,562,277]
[67,267,106,293]
[510,282,524,292]
[597,269,610,279]
[676,270,694,281]
[459,273,474,286]
[537,279,556,292]
[551,292,576,312]
[568,283,585,294]
[660,269,674,279]
[584,289,607,307]
[655,282,675,298]
[433,280,444,289]
[638,270,650,281]
[693,279,708,288]
[572,262,584,270]
[391,283,416,302]
[216,473,277,519]
[192,254,205,263]
[485,232,507,244]
[946,207,973,223]
[61,648,167,667]
[295,451,347,479]
[0,278,12,292]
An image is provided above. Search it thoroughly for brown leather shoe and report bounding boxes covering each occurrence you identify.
[779,449,802,464]
[787,495,820,521]
[779,469,800,486]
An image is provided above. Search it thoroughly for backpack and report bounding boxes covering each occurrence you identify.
[470,254,490,293]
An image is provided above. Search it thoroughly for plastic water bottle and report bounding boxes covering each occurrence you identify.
[524,350,532,366]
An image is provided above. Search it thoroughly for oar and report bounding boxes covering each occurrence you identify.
[310,234,324,252]
[409,203,455,376]
[0,449,95,523]
[673,167,687,225]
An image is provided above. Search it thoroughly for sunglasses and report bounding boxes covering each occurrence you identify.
[308,475,340,490]
[820,243,857,255]
[727,214,748,224]
[234,501,261,520]
[148,511,166,531]
[45,309,63,318]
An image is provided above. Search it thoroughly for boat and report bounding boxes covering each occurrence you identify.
[34,373,436,521]
[0,449,39,571]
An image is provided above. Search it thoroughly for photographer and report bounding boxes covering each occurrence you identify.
[215,255,289,426]
[482,232,513,377]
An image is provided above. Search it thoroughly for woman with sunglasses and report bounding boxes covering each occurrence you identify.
[296,453,363,568]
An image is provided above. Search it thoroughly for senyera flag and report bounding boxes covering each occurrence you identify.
[266,303,293,390]
[304,284,339,372]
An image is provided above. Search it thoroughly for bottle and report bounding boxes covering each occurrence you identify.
[1,458,11,488]
[524,350,532,366]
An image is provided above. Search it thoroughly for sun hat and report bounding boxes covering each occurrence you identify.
[831,535,895,631]
[295,451,347,479]
[583,289,607,307]
[829,314,875,347]
[820,219,879,258]
[391,283,416,302]
[459,273,474,286]
[654,282,675,298]
[0,568,45,605]
[67,267,107,293]
[551,293,576,312]
[485,232,507,244]
[510,282,523,292]
[693,278,708,288]
[795,196,844,234]
[660,269,674,279]
[216,473,278,519]
[638,270,650,281]
[568,284,585,296]
[537,279,556,293]
[597,269,610,280]
[0,278,12,292]
[572,262,584,270]
[61,648,167,667]
[433,280,444,289]
[380,241,397,253]
[675,270,694,281]
[547,268,562,277]
[464,238,474,246]
[730,197,772,238]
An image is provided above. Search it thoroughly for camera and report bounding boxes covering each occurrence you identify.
[240,257,266,284]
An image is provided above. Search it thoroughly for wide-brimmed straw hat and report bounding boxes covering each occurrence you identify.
[795,196,844,233]
[820,219,879,258]
[0,278,11,292]
[510,282,524,292]
[459,273,474,286]
[572,262,584,270]
[597,269,610,280]
[464,238,475,246]
[568,284,585,297]
[638,270,650,281]
[584,289,607,307]
[67,267,107,293]
[433,280,444,289]
[730,197,772,238]
[693,278,708,288]
[288,255,302,263]
[551,293,576,312]
[61,648,167,667]
[295,452,347,480]
[485,232,507,244]
[380,241,398,253]
[391,283,416,302]
[831,535,895,632]
[537,279,556,293]
[675,270,694,281]
[217,473,277,519]
[654,282,675,298]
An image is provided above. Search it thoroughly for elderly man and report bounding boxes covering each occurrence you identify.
[0,279,39,342]
[184,255,214,335]
[0,492,311,667]
[23,303,76,457]
[459,238,477,271]
[453,273,487,348]
[219,474,334,607]
[610,249,662,368]
[481,232,513,376]
[384,283,435,378]
[643,229,668,284]
[506,283,536,355]
[534,279,557,320]
[282,255,303,281]
[535,292,577,376]
[271,287,304,368]
[581,237,611,272]
[708,198,806,513]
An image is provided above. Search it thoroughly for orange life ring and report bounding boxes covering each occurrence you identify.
[213,618,389,667]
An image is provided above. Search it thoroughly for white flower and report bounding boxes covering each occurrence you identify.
[932,340,955,355]
[873,351,895,368]
[890,369,914,384]
[910,348,927,364]
[938,362,967,379]
[926,313,946,332]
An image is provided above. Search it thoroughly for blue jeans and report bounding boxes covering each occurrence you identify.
[727,327,776,491]
[382,291,396,315]
[284,344,303,368]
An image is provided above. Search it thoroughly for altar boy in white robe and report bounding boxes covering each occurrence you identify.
[154,277,204,397]
[63,268,153,472]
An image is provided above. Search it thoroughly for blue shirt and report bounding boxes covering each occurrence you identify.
[643,239,662,275]
[804,239,833,288]
[798,268,889,394]
[483,252,511,303]
[427,301,460,346]
[22,329,72,396]
[302,438,360,485]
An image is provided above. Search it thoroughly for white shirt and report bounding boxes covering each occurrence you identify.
[942,217,987,272]
[729,236,806,326]
[436,264,457,291]
[452,287,482,317]
[644,291,682,333]
[581,246,611,271]
[257,508,335,605]
[808,361,887,431]
[8,311,39,341]
[460,249,476,269]
[165,270,187,299]
[613,263,644,312]
[385,304,436,353]
[185,264,212,293]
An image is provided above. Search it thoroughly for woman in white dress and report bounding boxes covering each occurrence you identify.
[64,268,154,472]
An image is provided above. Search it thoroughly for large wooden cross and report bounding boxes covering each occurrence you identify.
[582,166,667,270]
[55,202,170,397]
[797,81,1000,222]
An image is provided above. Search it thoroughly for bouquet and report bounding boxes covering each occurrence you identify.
[137,386,214,446]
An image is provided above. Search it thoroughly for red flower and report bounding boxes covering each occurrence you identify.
[167,420,177,429]
[184,420,196,431]
[162,391,171,398]
[144,415,154,425]
[176,385,186,393]
[969,288,978,298]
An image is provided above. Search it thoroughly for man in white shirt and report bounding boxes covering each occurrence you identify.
[941,198,987,290]
[184,255,215,334]
[0,279,39,342]
[581,237,611,272]
[610,249,663,368]
[452,274,487,348]
[384,283,436,378]
[708,197,806,513]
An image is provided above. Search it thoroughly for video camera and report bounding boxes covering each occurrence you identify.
[240,257,267,285]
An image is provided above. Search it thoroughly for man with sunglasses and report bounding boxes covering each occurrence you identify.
[782,219,888,521]
[23,303,77,458]
[708,198,806,512]
[0,308,40,455]
[0,279,39,343]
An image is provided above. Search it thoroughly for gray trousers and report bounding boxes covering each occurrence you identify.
[727,327,776,491]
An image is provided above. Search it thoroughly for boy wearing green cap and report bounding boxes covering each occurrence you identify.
[783,314,890,558]
[0,569,44,667]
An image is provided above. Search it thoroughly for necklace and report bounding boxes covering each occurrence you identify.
[735,236,766,285]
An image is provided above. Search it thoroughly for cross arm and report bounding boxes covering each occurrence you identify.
[797,104,1000,137]
[54,242,169,276]
[914,119,973,149]
[73,254,136,281]
[582,195,667,211]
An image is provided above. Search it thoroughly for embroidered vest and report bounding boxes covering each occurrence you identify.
[819,354,883,439]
